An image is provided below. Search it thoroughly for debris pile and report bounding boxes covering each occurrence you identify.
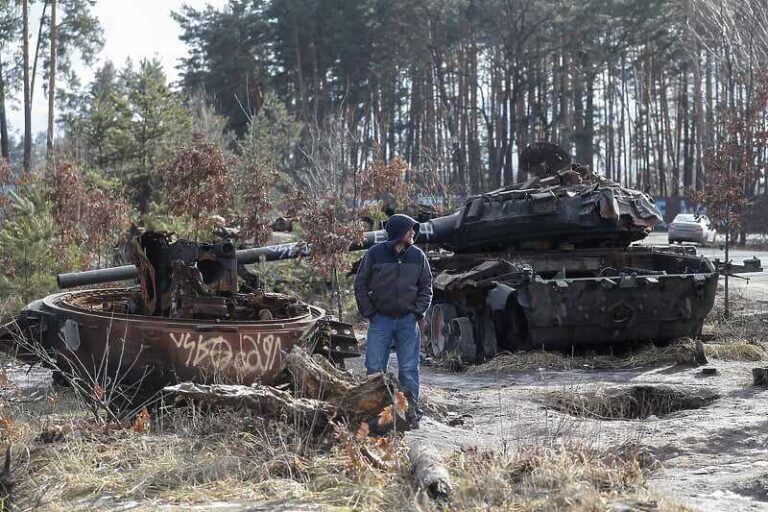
[164,345,415,435]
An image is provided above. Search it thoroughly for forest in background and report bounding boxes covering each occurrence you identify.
[1,0,768,314]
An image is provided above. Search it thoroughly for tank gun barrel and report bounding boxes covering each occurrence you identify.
[55,215,462,289]
[234,229,386,264]
[234,214,459,264]
[54,229,386,289]
[57,265,142,289]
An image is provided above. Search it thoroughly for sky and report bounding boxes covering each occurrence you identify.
[8,0,228,136]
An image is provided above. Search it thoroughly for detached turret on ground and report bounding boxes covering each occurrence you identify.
[2,231,360,394]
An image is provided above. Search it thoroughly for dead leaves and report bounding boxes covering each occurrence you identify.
[356,422,370,440]
[93,384,105,402]
[335,421,400,476]
[282,188,365,275]
[359,155,414,211]
[0,416,16,443]
[132,408,150,434]
[378,405,394,426]
[395,391,409,415]
[377,391,409,427]
[158,136,233,235]
[334,391,408,476]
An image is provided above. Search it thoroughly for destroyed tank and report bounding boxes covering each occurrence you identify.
[0,232,360,394]
[242,142,761,361]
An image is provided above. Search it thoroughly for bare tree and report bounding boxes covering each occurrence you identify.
[46,0,57,159]
[22,0,31,172]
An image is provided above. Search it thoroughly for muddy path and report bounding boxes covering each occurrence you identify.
[390,357,768,512]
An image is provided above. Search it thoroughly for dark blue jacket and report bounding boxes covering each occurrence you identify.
[354,214,433,319]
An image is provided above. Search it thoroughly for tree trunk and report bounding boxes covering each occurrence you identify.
[163,382,336,421]
[30,1,49,110]
[47,0,57,159]
[692,48,704,192]
[584,71,595,168]
[22,0,31,172]
[468,38,481,192]
[0,54,9,160]
[164,346,406,429]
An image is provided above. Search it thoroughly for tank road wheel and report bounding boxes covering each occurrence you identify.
[429,304,457,356]
[451,317,477,361]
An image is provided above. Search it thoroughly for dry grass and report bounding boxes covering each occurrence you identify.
[8,396,413,511]
[1,384,692,511]
[705,339,768,361]
[468,336,768,374]
[467,340,696,373]
[467,351,568,372]
[707,313,768,344]
[447,442,691,511]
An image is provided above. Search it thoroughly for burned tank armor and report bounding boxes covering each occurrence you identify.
[2,231,360,391]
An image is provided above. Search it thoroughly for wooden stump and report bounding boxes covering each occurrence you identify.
[694,339,708,366]
[284,347,399,423]
[283,346,357,400]
[409,444,452,501]
[752,368,768,386]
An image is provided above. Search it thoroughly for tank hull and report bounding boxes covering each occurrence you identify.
[425,245,717,358]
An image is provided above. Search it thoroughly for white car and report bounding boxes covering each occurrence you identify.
[668,213,717,245]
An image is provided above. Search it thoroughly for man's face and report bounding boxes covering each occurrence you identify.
[402,226,415,246]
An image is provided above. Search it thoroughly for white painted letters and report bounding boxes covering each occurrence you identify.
[168,331,283,375]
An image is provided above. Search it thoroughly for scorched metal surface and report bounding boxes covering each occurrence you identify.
[16,289,336,386]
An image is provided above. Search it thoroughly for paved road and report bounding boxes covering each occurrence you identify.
[636,232,768,308]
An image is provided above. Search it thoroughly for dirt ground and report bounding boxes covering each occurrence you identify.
[385,354,768,512]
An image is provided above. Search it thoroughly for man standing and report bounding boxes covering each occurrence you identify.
[354,214,432,425]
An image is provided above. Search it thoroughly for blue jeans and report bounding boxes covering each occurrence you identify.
[365,313,420,401]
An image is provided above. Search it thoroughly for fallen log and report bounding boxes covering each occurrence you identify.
[284,346,400,423]
[409,444,452,501]
[163,382,335,421]
[165,347,403,428]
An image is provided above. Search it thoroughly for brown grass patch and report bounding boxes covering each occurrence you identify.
[468,339,702,373]
[707,313,768,345]
[8,392,412,511]
[705,339,768,361]
[468,336,768,375]
[447,442,690,511]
